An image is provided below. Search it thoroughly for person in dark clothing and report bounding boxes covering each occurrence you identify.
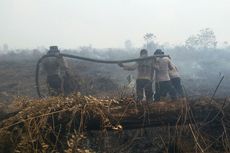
[153,49,177,101]
[42,46,74,96]
[118,49,154,102]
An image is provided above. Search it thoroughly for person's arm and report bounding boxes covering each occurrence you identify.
[168,58,174,71]
[59,57,68,75]
[174,65,179,72]
[58,57,68,93]
[118,63,138,71]
[152,58,159,70]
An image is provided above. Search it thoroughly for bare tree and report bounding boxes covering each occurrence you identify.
[144,33,155,50]
[197,28,217,48]
[185,28,217,49]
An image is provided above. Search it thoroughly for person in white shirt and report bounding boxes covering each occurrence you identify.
[118,49,154,102]
[169,62,185,97]
[153,49,177,101]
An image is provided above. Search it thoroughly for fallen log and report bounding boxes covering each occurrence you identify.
[72,100,224,130]
[0,96,228,153]
[0,97,226,131]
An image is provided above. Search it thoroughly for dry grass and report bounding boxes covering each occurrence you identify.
[0,94,230,153]
[0,94,121,153]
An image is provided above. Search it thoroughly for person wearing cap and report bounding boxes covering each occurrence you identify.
[153,49,177,101]
[118,49,154,102]
[42,46,69,96]
[169,62,185,98]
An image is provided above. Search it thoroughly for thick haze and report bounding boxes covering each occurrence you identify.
[0,0,230,49]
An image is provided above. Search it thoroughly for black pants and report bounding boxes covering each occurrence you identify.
[171,77,185,97]
[154,81,177,101]
[47,75,62,96]
[63,72,77,96]
[136,79,153,101]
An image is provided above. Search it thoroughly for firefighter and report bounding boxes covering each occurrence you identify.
[153,49,177,101]
[42,46,71,96]
[118,49,154,102]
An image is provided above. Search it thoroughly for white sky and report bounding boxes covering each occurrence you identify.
[0,0,229,49]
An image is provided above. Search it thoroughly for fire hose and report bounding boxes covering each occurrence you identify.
[35,53,169,98]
